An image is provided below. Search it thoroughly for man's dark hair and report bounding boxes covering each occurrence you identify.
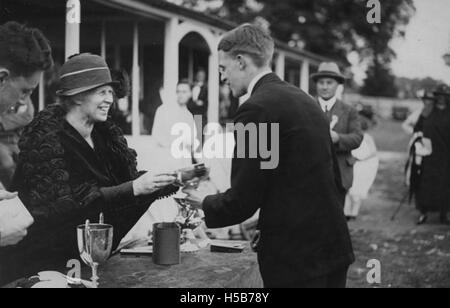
[0,21,54,77]
[196,67,206,74]
[111,69,131,99]
[218,24,275,68]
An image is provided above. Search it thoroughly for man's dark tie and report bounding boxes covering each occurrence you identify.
[325,105,332,122]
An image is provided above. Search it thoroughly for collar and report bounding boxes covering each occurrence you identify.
[248,69,272,96]
[318,96,338,112]
[240,70,272,106]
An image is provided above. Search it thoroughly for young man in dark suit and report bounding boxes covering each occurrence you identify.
[311,63,363,208]
[188,68,209,142]
[184,24,354,288]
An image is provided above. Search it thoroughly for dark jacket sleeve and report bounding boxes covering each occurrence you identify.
[15,137,177,229]
[336,107,363,152]
[203,103,271,228]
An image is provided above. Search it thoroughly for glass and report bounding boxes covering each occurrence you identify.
[174,198,205,253]
[171,163,210,252]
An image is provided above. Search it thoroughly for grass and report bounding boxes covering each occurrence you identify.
[370,117,411,153]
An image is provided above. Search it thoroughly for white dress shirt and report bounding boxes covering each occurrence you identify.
[318,96,338,113]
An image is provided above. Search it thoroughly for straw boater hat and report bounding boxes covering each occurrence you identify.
[310,62,347,84]
[56,53,119,97]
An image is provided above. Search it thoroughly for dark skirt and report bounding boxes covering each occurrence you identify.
[416,110,450,214]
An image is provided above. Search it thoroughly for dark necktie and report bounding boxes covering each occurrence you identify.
[325,105,332,122]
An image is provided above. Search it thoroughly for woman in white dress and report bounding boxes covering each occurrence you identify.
[344,110,379,220]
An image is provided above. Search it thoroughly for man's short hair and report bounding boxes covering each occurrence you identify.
[0,21,54,77]
[218,24,275,68]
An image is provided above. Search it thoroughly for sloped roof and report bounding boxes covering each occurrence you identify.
[93,0,334,65]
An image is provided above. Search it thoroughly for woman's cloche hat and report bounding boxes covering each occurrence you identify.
[56,53,119,97]
[310,62,347,84]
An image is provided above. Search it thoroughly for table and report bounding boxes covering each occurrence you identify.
[95,241,263,288]
[4,241,263,288]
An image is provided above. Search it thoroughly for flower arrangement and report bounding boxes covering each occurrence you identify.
[174,198,204,231]
[174,198,205,253]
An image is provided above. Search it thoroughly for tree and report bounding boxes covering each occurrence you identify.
[170,0,416,96]
[361,60,398,97]
[204,1,414,62]
[396,77,445,99]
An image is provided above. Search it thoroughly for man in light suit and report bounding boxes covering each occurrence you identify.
[312,63,363,208]
[184,24,354,288]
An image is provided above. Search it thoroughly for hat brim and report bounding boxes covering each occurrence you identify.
[433,91,450,97]
[419,94,435,100]
[311,73,346,84]
[56,81,120,97]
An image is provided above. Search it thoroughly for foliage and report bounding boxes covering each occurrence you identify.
[170,0,416,96]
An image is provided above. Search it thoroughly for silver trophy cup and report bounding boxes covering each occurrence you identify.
[77,219,113,288]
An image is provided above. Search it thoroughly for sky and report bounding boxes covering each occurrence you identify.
[390,0,450,84]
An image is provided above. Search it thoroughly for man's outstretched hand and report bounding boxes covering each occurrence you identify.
[182,186,210,210]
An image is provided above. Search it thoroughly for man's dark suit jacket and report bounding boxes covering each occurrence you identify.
[188,84,209,120]
[203,73,355,287]
[324,100,363,190]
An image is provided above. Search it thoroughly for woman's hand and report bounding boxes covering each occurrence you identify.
[132,172,176,196]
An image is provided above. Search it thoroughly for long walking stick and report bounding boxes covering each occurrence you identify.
[390,191,410,221]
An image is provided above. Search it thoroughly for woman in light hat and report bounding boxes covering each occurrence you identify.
[6,53,178,282]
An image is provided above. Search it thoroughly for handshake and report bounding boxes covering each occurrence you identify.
[132,164,210,197]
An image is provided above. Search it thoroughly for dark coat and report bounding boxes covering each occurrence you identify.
[203,73,355,287]
[324,100,363,190]
[416,108,450,214]
[0,104,178,285]
[188,84,209,118]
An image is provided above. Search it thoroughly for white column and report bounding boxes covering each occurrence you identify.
[300,60,310,93]
[164,18,179,100]
[275,52,285,80]
[65,0,81,60]
[100,21,106,59]
[208,51,220,124]
[39,73,45,111]
[131,23,140,137]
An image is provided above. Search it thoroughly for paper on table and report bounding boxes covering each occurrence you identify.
[0,197,34,246]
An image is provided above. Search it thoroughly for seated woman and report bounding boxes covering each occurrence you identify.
[1,54,178,284]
